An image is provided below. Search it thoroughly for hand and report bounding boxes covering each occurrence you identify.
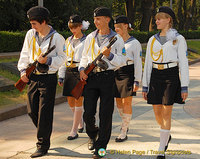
[38,54,47,64]
[58,82,63,87]
[80,70,88,81]
[102,46,111,57]
[181,92,188,102]
[133,84,139,92]
[142,92,147,100]
[21,73,29,83]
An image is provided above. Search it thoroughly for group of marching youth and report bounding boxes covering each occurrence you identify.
[17,5,189,159]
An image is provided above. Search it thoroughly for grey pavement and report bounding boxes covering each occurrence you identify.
[0,62,200,159]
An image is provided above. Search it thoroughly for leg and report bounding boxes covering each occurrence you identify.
[153,105,163,127]
[156,105,173,157]
[83,85,99,139]
[27,79,40,127]
[74,96,84,130]
[95,77,115,150]
[116,98,123,118]
[67,96,84,139]
[161,105,173,130]
[36,74,57,151]
[116,96,132,141]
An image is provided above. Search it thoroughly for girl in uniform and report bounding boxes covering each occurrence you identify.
[114,15,142,142]
[58,15,90,140]
[142,6,189,159]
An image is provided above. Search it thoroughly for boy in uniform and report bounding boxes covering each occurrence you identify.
[79,7,126,159]
[17,6,66,158]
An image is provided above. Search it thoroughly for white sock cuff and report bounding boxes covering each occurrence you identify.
[160,129,170,133]
[74,106,83,111]
[123,113,132,118]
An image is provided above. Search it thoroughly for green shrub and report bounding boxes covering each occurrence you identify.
[179,30,200,39]
[0,31,26,52]
[0,30,200,53]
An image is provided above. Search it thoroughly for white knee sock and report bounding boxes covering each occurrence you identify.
[118,113,132,139]
[158,129,170,155]
[117,108,123,119]
[69,107,83,136]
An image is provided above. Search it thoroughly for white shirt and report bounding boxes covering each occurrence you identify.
[124,36,142,82]
[18,27,66,74]
[79,29,126,71]
[58,35,86,79]
[142,32,189,92]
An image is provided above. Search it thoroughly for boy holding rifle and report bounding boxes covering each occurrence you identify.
[17,6,66,158]
[79,7,126,159]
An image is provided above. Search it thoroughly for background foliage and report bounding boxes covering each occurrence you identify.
[0,0,199,32]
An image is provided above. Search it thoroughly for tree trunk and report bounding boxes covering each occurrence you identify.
[150,0,157,31]
[139,0,152,31]
[190,0,197,30]
[125,0,136,27]
[177,0,184,30]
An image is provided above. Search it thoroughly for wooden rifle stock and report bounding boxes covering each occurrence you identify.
[71,36,117,99]
[15,45,56,92]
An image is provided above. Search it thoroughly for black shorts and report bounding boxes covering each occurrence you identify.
[63,67,81,96]
[114,64,135,98]
[147,66,184,105]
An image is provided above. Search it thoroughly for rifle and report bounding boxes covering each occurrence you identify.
[71,36,117,99]
[15,45,56,92]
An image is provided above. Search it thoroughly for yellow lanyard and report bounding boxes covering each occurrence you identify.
[65,38,75,67]
[87,38,100,60]
[150,37,163,62]
[31,37,42,60]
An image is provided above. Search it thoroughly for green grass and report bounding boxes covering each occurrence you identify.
[0,57,18,63]
[187,40,200,61]
[0,68,63,109]
[0,68,19,82]
[187,40,200,53]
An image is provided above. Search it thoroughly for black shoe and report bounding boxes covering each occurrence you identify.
[115,135,128,142]
[88,138,96,150]
[67,134,79,140]
[165,135,171,151]
[30,149,48,158]
[78,127,84,133]
[157,155,165,159]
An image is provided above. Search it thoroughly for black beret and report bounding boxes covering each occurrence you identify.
[69,15,82,23]
[157,6,175,21]
[94,7,112,18]
[27,6,50,20]
[114,15,129,24]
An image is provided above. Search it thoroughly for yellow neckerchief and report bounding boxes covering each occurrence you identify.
[150,37,163,62]
[65,38,75,67]
[86,37,100,60]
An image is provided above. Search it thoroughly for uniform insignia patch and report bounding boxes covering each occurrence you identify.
[140,51,142,57]
[122,47,126,56]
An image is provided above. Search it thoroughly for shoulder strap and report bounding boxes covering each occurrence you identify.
[47,33,54,51]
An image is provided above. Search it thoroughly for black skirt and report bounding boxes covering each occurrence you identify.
[114,64,135,98]
[63,67,81,96]
[147,66,184,105]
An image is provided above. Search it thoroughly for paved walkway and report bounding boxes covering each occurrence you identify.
[0,63,200,159]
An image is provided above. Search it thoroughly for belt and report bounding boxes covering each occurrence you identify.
[66,61,80,68]
[152,62,178,70]
[126,60,134,65]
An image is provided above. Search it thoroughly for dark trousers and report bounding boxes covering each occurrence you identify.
[27,73,57,150]
[83,70,115,150]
